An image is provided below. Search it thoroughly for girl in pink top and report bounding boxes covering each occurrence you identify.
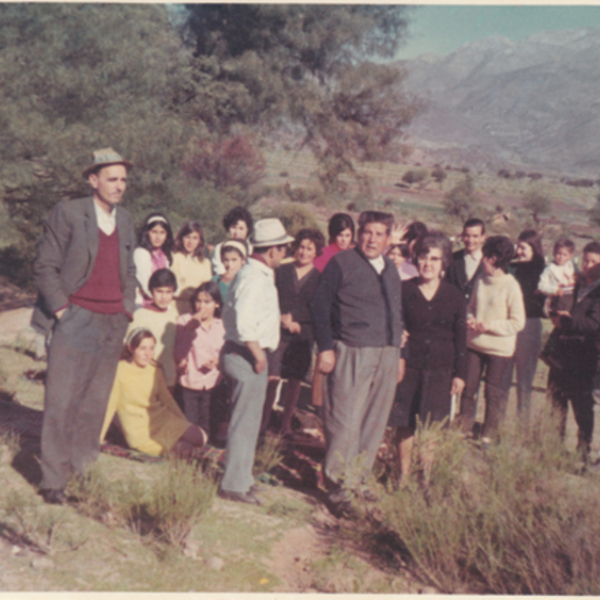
[134,212,174,308]
[174,281,225,435]
[313,212,355,272]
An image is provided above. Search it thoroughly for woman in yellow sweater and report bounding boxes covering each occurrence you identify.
[101,328,207,457]
[457,235,525,444]
[171,221,213,315]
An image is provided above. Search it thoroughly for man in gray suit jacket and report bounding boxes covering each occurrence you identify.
[32,148,137,504]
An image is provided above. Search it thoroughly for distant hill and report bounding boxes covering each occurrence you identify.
[401,28,600,176]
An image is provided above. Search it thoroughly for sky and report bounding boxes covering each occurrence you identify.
[396,5,600,59]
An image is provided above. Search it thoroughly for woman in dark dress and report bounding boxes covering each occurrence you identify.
[261,228,325,435]
[502,229,546,420]
[389,231,467,484]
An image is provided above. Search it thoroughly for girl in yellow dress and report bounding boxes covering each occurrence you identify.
[101,328,207,457]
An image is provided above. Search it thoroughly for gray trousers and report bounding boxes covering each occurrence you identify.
[41,305,128,489]
[323,341,399,491]
[220,343,268,494]
[502,317,542,417]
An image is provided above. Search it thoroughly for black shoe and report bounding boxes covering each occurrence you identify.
[40,488,67,505]
[218,488,263,506]
[330,498,356,519]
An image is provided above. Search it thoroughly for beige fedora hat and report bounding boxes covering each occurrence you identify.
[250,218,295,248]
[82,147,133,178]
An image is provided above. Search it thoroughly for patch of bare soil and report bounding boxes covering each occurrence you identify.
[263,514,332,592]
[0,307,35,344]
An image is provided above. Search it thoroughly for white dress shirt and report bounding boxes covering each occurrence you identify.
[222,258,281,351]
[93,199,116,236]
[464,249,482,281]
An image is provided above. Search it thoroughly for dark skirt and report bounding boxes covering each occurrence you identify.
[267,337,313,381]
[388,366,453,429]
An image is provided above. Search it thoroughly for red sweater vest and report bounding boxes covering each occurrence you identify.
[70,229,124,314]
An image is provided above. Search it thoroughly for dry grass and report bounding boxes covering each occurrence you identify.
[367,407,600,594]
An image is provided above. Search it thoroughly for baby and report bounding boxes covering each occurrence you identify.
[538,237,576,315]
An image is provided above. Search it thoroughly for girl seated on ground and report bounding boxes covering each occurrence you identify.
[100,328,207,457]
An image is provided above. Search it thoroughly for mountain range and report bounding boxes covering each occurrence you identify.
[400,28,600,176]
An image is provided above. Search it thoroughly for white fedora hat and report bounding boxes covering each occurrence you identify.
[250,218,294,248]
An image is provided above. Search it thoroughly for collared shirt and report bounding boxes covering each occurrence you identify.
[368,255,385,275]
[174,315,225,390]
[464,250,482,281]
[93,199,117,236]
[222,258,280,351]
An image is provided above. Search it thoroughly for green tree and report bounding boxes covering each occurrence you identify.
[0,4,262,282]
[588,193,600,227]
[522,191,551,226]
[431,165,447,188]
[401,168,429,187]
[443,175,479,222]
[182,5,420,197]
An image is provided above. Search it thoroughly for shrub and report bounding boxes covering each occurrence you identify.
[141,459,217,547]
[442,175,479,221]
[401,169,428,187]
[68,460,216,548]
[522,190,551,225]
[589,194,600,227]
[1,490,70,554]
[431,165,447,186]
[253,432,284,479]
[367,408,600,594]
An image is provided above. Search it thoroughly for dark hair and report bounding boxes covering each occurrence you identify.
[149,268,178,292]
[138,212,174,265]
[223,206,253,237]
[387,243,411,259]
[554,238,575,254]
[463,218,486,235]
[517,229,544,260]
[413,230,453,270]
[122,328,155,361]
[291,228,326,257]
[403,221,428,243]
[482,236,514,272]
[327,213,355,243]
[174,221,206,261]
[358,211,394,235]
[190,280,223,317]
[583,241,600,256]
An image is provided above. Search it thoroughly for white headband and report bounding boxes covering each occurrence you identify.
[147,216,168,227]
[126,327,154,350]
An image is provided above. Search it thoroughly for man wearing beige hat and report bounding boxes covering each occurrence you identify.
[31,148,137,504]
[219,218,294,504]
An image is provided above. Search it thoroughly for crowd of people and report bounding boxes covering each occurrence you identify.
[31,148,600,516]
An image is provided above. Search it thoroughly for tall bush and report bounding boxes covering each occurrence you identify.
[368,408,600,594]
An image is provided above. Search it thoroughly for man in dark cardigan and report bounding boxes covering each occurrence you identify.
[31,148,136,504]
[311,210,404,516]
[445,217,486,303]
[548,241,600,459]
